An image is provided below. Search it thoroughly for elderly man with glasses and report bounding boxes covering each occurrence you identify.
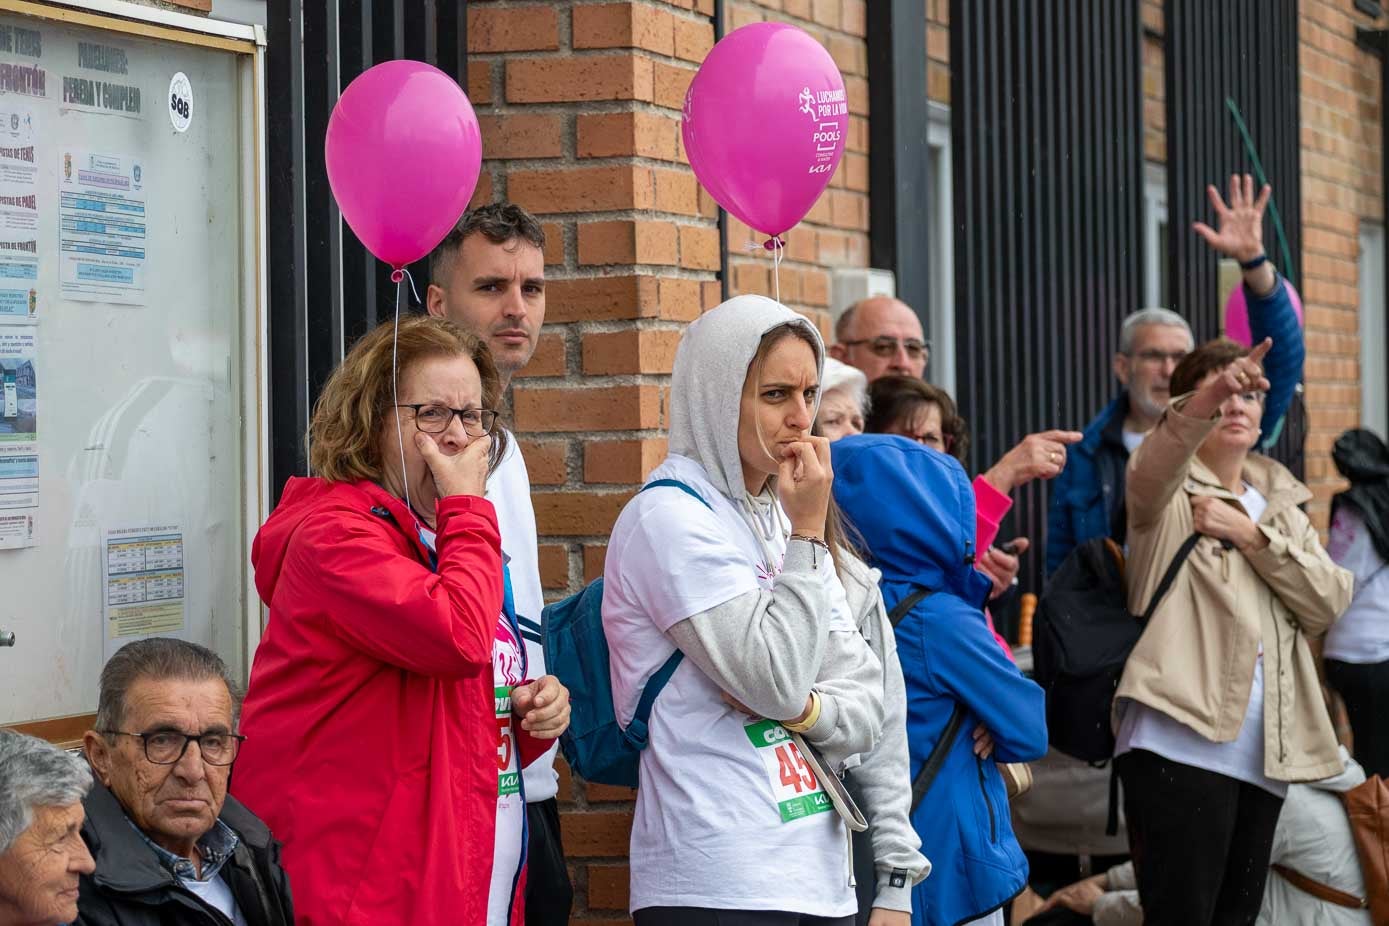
[829,295,930,382]
[76,638,293,926]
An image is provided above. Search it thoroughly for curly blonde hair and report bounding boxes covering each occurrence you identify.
[308,314,507,483]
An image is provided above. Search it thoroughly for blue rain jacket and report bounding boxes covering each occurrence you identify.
[832,435,1048,926]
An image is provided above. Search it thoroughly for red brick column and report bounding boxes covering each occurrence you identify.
[1297,0,1383,529]
[466,4,717,921]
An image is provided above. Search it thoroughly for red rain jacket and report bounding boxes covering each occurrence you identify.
[232,477,545,925]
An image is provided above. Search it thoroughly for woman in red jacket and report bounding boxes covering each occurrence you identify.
[232,315,570,926]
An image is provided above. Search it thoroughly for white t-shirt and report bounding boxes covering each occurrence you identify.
[1324,507,1389,664]
[1116,485,1287,797]
[1120,428,1146,455]
[602,454,857,918]
[181,874,248,926]
[487,434,560,803]
[487,615,527,926]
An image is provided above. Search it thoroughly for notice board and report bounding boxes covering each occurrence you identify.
[0,1,266,732]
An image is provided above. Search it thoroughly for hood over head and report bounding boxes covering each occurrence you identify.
[831,433,991,604]
[668,294,824,499]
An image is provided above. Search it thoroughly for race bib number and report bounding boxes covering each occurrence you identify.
[744,719,832,823]
[495,686,520,797]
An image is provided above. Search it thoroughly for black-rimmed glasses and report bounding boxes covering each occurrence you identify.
[100,730,246,766]
[394,404,500,437]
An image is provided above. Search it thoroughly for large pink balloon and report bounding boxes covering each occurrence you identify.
[1225,278,1304,346]
[682,23,848,238]
[325,60,481,269]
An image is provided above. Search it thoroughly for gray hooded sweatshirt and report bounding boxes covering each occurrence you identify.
[603,295,886,915]
[659,295,885,767]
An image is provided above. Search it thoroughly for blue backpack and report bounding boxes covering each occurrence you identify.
[541,479,711,788]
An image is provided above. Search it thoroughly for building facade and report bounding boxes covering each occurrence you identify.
[151,0,1387,920]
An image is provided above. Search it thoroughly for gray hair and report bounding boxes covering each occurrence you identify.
[1118,308,1195,355]
[820,357,869,414]
[95,638,242,738]
[0,731,93,854]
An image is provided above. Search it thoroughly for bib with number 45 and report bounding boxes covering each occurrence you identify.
[744,718,833,823]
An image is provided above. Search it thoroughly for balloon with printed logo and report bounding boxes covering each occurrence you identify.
[325,60,481,270]
[682,22,849,240]
[1224,278,1304,347]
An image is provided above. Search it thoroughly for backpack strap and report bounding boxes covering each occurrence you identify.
[622,650,685,749]
[1138,532,1202,623]
[618,478,709,749]
[889,587,934,627]
[889,586,961,814]
[911,704,967,814]
[642,478,714,510]
[516,615,544,646]
[1272,864,1369,910]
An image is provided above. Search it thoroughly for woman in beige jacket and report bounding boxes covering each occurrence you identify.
[1112,336,1353,926]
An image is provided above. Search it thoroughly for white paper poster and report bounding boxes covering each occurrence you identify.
[103,524,186,656]
[58,149,146,304]
[0,103,37,318]
[0,440,37,549]
[0,320,37,549]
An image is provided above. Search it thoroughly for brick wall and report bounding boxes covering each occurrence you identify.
[1297,0,1383,528]
[465,3,719,919]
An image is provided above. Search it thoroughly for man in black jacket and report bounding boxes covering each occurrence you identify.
[75,638,293,926]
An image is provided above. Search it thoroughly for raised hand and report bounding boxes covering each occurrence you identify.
[1192,173,1271,264]
[1186,338,1271,419]
[982,430,1084,494]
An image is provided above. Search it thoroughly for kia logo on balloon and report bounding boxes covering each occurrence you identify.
[682,23,850,242]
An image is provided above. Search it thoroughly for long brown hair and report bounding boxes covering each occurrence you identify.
[308,314,508,483]
[865,375,971,462]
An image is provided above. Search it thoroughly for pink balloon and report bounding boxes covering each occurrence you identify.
[682,23,848,238]
[1225,278,1304,346]
[325,60,481,269]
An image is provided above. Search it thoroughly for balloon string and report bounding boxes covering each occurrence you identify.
[391,270,418,534]
[773,240,783,305]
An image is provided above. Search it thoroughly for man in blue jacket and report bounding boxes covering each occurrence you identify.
[1046,174,1305,575]
[833,434,1049,926]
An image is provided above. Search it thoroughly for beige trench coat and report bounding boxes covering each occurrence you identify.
[1116,399,1353,782]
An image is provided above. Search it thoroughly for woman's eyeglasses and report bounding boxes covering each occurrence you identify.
[395,404,499,437]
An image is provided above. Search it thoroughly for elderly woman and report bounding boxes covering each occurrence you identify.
[232,315,570,926]
[1114,337,1353,926]
[816,358,869,441]
[0,731,95,926]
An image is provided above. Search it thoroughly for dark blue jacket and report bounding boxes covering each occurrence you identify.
[1045,273,1305,574]
[832,435,1048,926]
